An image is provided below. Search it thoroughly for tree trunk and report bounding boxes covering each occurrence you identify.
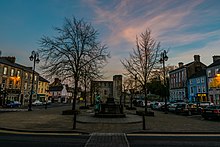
[72,77,78,110]
[84,78,87,107]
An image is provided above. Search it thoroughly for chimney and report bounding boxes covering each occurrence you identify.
[178,62,184,68]
[194,55,200,62]
[213,55,220,63]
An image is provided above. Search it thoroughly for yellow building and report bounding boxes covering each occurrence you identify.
[37,76,50,102]
[0,56,39,106]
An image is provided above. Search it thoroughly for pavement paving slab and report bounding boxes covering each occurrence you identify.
[1,104,220,134]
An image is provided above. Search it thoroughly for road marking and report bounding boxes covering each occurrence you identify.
[127,133,220,137]
[0,129,82,136]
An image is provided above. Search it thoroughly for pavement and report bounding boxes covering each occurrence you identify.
[1,104,220,134]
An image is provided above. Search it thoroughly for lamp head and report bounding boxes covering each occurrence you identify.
[36,58,40,64]
[29,55,34,61]
[164,54,168,61]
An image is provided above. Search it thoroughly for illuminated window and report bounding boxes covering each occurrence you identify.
[25,73,28,79]
[3,67,7,75]
[34,75,37,81]
[17,70,20,77]
[10,69,14,76]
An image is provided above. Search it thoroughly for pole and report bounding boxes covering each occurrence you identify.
[162,51,168,114]
[142,114,146,130]
[28,56,35,111]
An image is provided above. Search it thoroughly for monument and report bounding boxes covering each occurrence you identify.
[95,97,126,118]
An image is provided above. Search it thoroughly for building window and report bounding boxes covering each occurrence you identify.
[17,70,20,77]
[10,69,14,76]
[34,75,37,81]
[196,78,200,83]
[9,80,13,88]
[197,86,201,93]
[201,77,205,83]
[190,79,192,84]
[3,67,7,75]
[2,78,6,88]
[190,86,193,94]
[24,82,28,90]
[25,73,28,79]
[208,70,211,77]
[202,86,206,93]
[104,90,107,95]
[215,68,219,75]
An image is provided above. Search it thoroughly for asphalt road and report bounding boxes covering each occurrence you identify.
[0,132,89,147]
[127,134,220,147]
[1,132,220,147]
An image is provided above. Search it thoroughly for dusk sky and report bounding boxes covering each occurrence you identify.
[1,0,220,80]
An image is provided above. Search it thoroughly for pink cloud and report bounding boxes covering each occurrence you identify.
[87,0,204,50]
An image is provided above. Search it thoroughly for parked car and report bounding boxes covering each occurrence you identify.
[32,100,43,106]
[175,103,197,115]
[197,101,214,114]
[160,103,170,111]
[152,102,165,110]
[5,101,21,108]
[168,103,178,112]
[201,105,220,120]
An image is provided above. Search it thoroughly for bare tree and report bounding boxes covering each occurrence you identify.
[121,28,163,114]
[38,17,110,112]
[80,61,104,107]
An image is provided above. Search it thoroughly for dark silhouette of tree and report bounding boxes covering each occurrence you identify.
[121,28,163,114]
[38,17,110,112]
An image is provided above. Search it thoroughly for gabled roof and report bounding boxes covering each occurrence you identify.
[0,57,37,73]
[207,59,220,68]
[169,61,207,73]
[188,69,206,79]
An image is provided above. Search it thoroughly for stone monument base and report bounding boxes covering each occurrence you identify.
[95,98,126,118]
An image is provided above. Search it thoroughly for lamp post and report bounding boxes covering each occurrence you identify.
[160,50,168,114]
[28,51,40,111]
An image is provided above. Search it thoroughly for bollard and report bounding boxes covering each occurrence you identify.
[142,114,146,130]
[73,112,77,129]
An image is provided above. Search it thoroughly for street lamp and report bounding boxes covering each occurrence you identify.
[28,51,40,111]
[160,50,168,114]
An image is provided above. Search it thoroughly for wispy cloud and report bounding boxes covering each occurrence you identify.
[87,0,205,50]
[86,0,220,78]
